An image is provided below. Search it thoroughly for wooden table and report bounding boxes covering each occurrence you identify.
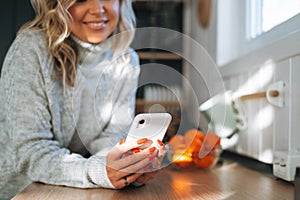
[12,160,294,200]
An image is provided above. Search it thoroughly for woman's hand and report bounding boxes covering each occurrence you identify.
[106,138,158,189]
[134,139,167,186]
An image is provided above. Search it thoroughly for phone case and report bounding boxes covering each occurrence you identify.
[126,113,172,142]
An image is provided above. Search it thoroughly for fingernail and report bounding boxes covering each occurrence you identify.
[119,139,125,145]
[143,163,152,171]
[137,138,148,145]
[131,148,140,153]
[157,140,163,146]
[149,147,156,153]
[148,153,156,161]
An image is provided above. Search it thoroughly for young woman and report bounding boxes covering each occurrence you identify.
[0,0,164,199]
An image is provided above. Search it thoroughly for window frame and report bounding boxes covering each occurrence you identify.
[217,0,300,68]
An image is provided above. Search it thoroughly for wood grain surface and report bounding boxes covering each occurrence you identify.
[12,160,294,200]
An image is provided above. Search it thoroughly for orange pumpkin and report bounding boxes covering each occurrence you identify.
[193,154,215,169]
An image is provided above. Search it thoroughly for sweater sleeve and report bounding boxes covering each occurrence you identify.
[1,30,114,189]
[88,50,140,155]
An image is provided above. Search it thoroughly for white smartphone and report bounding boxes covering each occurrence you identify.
[126,113,172,142]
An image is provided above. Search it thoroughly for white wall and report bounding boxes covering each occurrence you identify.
[184,0,218,132]
[186,0,300,171]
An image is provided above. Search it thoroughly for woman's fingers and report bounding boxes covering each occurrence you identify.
[106,138,166,189]
[135,171,159,185]
[106,148,158,186]
[106,150,158,189]
[118,149,158,173]
[106,166,144,189]
[157,139,166,158]
[117,140,166,172]
[150,157,162,170]
[108,150,149,170]
[108,138,152,160]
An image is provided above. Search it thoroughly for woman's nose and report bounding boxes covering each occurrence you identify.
[89,0,105,15]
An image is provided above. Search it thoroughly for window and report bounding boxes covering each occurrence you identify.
[217,0,300,67]
[248,0,300,39]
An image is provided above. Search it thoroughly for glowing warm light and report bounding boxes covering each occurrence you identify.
[170,131,220,169]
[171,175,193,193]
[173,152,193,162]
[171,174,237,200]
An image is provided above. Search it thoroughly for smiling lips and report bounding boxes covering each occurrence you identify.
[85,20,107,29]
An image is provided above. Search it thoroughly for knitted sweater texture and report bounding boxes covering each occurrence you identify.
[0,29,140,199]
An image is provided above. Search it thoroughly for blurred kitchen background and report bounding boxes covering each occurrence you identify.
[1,0,300,183]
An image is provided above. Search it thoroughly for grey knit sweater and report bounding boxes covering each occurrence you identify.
[0,29,140,199]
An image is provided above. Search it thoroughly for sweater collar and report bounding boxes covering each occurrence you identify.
[70,34,113,67]
[70,34,112,53]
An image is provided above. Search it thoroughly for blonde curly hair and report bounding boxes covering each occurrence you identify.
[19,0,136,87]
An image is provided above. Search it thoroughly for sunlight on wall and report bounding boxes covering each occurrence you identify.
[234,60,274,98]
[230,60,275,163]
[254,105,273,131]
[255,105,274,163]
